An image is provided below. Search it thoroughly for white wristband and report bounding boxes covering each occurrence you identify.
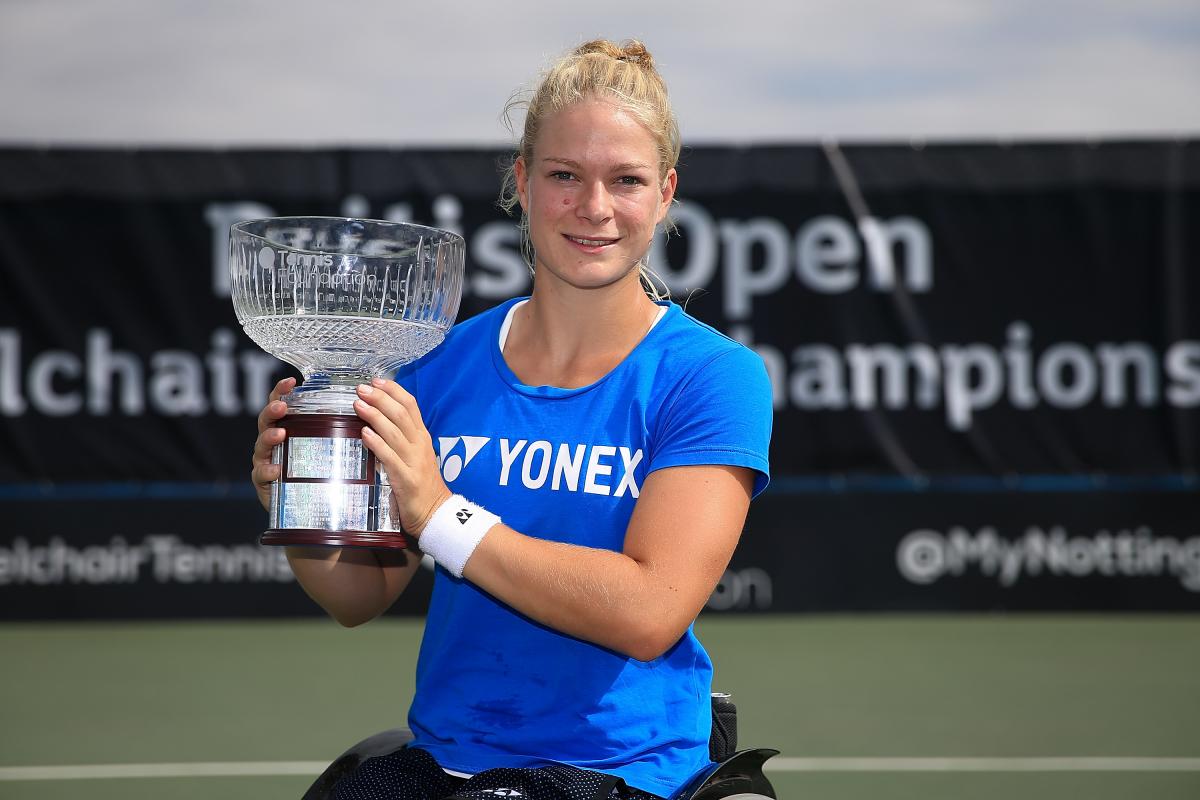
[417,494,500,578]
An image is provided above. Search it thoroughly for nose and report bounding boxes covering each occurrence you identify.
[576,180,613,225]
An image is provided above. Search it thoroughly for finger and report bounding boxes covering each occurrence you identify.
[355,384,420,444]
[256,400,288,434]
[257,378,296,433]
[252,426,286,464]
[251,430,283,484]
[361,424,415,483]
[252,460,282,488]
[371,378,426,429]
[269,376,297,404]
[354,397,420,463]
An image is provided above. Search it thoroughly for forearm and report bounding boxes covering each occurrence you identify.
[463,527,703,661]
[456,467,751,661]
[285,547,417,627]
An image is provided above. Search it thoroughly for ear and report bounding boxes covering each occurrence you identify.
[514,156,529,212]
[656,168,678,225]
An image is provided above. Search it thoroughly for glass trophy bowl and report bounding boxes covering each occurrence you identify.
[230,217,464,548]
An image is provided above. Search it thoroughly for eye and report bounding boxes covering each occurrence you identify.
[617,175,646,186]
[549,171,575,181]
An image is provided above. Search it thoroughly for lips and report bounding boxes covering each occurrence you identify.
[564,234,619,247]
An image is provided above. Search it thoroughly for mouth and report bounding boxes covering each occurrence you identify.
[563,234,620,251]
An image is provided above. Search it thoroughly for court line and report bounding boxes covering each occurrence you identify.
[769,757,1200,772]
[3,757,1200,781]
[0,762,327,780]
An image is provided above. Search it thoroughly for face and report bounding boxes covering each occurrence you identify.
[515,98,677,294]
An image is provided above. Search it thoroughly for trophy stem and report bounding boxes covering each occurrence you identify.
[283,382,360,416]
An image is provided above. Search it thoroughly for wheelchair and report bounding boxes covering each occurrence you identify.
[303,693,777,800]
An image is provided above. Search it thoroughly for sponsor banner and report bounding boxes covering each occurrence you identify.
[2,143,1199,614]
[3,488,1197,618]
[727,490,1200,612]
[1,144,1198,481]
[0,493,433,619]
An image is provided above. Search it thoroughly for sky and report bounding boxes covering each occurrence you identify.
[0,0,1197,146]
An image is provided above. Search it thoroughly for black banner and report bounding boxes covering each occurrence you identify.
[728,489,1200,612]
[1,142,1197,616]
[3,486,1198,618]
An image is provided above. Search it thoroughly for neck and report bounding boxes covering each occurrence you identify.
[503,273,662,388]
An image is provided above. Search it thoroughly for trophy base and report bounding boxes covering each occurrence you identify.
[260,528,415,549]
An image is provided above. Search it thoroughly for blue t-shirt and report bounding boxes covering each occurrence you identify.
[398,296,772,796]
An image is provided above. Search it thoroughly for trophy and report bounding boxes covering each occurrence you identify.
[229,217,464,548]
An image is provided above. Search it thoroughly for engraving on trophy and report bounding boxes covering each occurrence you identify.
[229,217,464,548]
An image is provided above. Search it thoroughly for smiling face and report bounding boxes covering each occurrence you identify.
[515,98,677,295]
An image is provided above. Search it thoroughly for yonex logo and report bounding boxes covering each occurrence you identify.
[435,434,643,497]
[438,436,491,482]
[480,790,523,797]
[498,439,643,497]
[455,508,473,524]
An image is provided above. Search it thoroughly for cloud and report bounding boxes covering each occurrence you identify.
[0,0,1195,144]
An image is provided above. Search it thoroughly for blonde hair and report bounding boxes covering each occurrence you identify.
[499,39,680,300]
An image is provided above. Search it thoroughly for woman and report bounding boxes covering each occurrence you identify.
[252,39,772,800]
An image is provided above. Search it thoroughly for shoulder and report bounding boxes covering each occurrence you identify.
[644,303,773,494]
[652,302,768,385]
[641,302,772,429]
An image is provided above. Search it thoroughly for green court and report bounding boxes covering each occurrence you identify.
[2,615,1198,799]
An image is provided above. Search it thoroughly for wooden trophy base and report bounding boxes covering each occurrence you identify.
[260,528,414,549]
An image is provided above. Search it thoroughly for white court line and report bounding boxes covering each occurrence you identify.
[2,758,1200,781]
[768,757,1200,773]
[0,762,328,781]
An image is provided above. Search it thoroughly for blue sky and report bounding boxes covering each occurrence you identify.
[1,0,1196,145]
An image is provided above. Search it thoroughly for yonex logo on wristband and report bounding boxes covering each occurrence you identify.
[421,495,500,578]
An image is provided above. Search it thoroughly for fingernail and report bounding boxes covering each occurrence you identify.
[358,384,374,395]
[371,378,387,387]
[362,426,376,437]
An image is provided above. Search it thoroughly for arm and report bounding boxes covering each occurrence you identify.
[251,377,422,626]
[284,546,421,628]
[465,463,751,661]
[353,378,753,660]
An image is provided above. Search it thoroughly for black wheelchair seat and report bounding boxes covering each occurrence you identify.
[303,694,777,800]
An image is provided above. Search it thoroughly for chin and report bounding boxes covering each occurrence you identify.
[547,263,642,292]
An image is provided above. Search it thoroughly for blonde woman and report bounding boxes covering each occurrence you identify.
[253,39,773,800]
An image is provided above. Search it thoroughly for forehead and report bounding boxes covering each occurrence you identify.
[533,99,658,168]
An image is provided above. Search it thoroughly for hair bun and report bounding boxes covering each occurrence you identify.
[576,38,655,70]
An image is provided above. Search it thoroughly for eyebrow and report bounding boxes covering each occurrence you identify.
[542,157,653,172]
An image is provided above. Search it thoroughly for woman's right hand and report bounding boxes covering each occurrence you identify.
[251,377,297,511]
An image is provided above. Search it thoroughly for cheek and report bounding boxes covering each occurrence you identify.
[621,197,660,229]
[528,197,563,238]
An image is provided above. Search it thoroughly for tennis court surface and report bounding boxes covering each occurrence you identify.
[2,614,1197,799]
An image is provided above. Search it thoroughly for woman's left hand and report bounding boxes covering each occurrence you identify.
[354,378,452,537]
